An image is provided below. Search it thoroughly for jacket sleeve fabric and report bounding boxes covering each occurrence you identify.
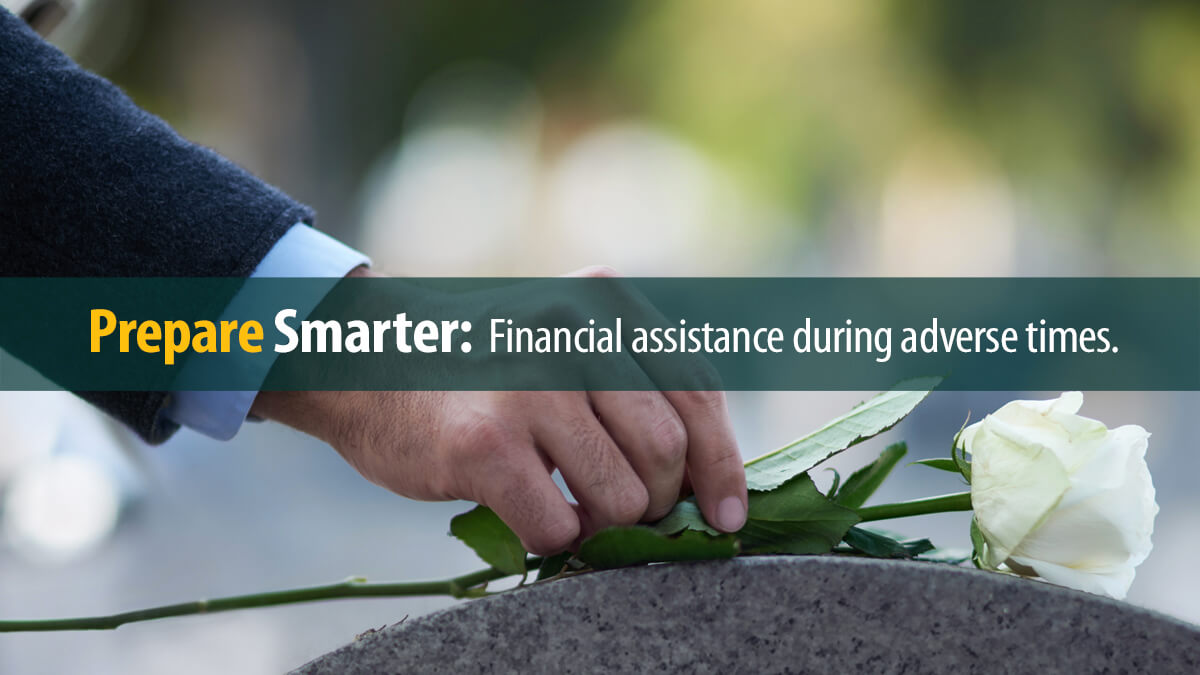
[1,9,315,442]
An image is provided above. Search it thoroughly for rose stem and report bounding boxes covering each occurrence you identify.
[855,491,973,522]
[1,492,978,632]
[0,556,544,632]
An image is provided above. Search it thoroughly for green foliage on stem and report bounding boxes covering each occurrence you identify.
[738,474,861,554]
[0,561,543,632]
[911,458,960,473]
[650,474,862,555]
[970,517,988,569]
[833,442,907,509]
[536,552,573,581]
[450,505,528,576]
[911,417,973,485]
[649,499,718,536]
[578,527,738,569]
[825,468,842,497]
[916,548,974,565]
[841,526,934,559]
[598,379,936,564]
[951,417,973,483]
[742,376,940,491]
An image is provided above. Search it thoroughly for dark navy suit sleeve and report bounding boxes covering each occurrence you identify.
[0,9,315,442]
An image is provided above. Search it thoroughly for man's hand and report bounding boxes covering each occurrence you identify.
[250,267,747,555]
[252,387,746,554]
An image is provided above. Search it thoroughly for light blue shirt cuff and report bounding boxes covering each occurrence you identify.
[161,224,370,440]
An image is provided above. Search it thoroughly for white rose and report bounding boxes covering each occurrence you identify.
[958,392,1157,599]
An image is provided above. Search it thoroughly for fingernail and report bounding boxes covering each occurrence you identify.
[715,496,746,532]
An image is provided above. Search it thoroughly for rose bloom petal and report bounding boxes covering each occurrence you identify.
[964,392,1157,599]
[966,423,1070,567]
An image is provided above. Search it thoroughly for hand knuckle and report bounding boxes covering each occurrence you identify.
[531,520,579,555]
[568,414,611,459]
[456,417,515,459]
[643,500,675,523]
[439,417,527,497]
[612,483,650,524]
[676,388,725,413]
[511,496,578,554]
[648,415,688,465]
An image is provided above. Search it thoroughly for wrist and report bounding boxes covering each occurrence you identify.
[250,265,376,438]
[250,390,363,449]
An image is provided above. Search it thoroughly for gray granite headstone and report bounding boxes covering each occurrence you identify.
[292,556,1200,674]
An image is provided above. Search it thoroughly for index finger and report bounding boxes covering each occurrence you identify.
[564,268,747,532]
[662,389,747,533]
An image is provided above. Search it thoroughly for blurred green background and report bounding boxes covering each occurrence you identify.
[59,0,1200,275]
[4,1,1200,673]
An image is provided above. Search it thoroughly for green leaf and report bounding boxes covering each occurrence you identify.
[952,417,973,483]
[649,499,719,537]
[915,547,973,565]
[449,505,528,576]
[578,527,738,569]
[825,468,842,497]
[739,474,861,554]
[535,551,573,581]
[743,528,835,554]
[833,442,907,509]
[842,527,909,558]
[842,526,934,559]
[901,539,935,557]
[953,444,972,483]
[743,377,940,491]
[911,458,960,473]
[969,516,987,569]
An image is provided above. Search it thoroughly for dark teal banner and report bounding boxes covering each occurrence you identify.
[0,278,1195,391]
